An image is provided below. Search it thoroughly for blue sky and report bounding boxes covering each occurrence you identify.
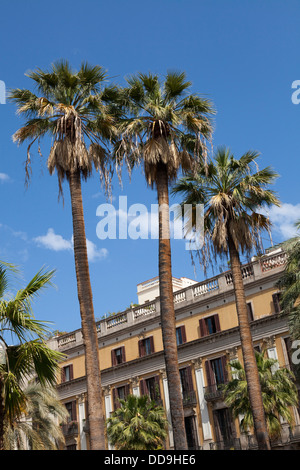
[0,0,300,333]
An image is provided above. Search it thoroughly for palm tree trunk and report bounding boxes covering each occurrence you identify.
[156,162,188,450]
[227,231,271,450]
[0,378,4,450]
[69,170,106,450]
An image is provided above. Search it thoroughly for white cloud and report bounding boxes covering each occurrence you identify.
[265,203,300,240]
[34,228,108,262]
[86,239,108,262]
[34,228,73,252]
[0,173,10,183]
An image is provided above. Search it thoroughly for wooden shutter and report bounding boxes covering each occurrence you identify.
[61,367,66,383]
[138,339,145,357]
[111,349,116,366]
[221,356,228,383]
[199,318,208,337]
[185,366,194,391]
[140,379,148,396]
[154,375,161,399]
[149,336,155,354]
[121,346,126,363]
[213,314,221,332]
[272,293,281,314]
[205,360,215,386]
[124,384,130,398]
[69,364,74,380]
[247,303,254,321]
[181,325,187,343]
[71,400,77,421]
[113,388,119,410]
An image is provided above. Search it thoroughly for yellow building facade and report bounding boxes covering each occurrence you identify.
[47,248,300,450]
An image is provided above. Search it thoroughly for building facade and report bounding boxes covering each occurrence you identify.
[47,248,300,450]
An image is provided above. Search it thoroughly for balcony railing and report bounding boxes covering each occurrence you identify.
[210,438,241,450]
[260,251,287,272]
[182,390,197,407]
[225,265,254,285]
[61,421,79,438]
[203,382,228,401]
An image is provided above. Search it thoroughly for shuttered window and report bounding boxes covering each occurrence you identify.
[199,314,221,337]
[205,356,228,386]
[176,325,187,345]
[138,336,155,357]
[139,376,161,402]
[61,364,73,383]
[272,293,282,314]
[179,366,194,393]
[111,346,126,366]
[113,384,130,410]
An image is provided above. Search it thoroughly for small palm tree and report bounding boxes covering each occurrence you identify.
[9,61,119,449]
[106,394,168,450]
[224,351,298,441]
[4,382,68,450]
[0,262,63,450]
[115,71,214,449]
[172,147,280,449]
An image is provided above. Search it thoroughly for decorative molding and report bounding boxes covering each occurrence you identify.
[262,335,276,349]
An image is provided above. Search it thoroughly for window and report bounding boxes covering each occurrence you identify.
[65,401,77,422]
[112,384,130,410]
[199,314,221,337]
[179,366,194,394]
[205,356,228,386]
[272,293,282,314]
[176,326,187,345]
[111,346,126,366]
[247,302,254,322]
[140,376,161,403]
[138,336,155,357]
[61,364,73,383]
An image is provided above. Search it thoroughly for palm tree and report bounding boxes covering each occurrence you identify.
[224,351,298,441]
[277,227,300,340]
[9,61,119,449]
[106,394,168,450]
[114,71,214,449]
[172,147,280,449]
[0,262,63,450]
[4,382,68,450]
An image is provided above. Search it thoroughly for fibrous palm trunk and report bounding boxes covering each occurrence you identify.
[156,162,188,450]
[228,231,271,450]
[69,170,106,450]
[0,378,4,450]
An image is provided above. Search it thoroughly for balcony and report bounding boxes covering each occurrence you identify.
[203,382,228,402]
[182,390,197,407]
[210,438,241,450]
[61,421,79,438]
[242,425,300,450]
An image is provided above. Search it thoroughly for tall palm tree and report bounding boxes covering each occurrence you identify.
[4,382,68,450]
[115,72,214,449]
[224,351,298,441]
[9,61,119,449]
[106,394,168,450]
[0,262,63,450]
[172,147,280,449]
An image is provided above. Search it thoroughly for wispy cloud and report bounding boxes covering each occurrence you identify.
[266,203,300,240]
[0,173,10,183]
[34,228,108,262]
